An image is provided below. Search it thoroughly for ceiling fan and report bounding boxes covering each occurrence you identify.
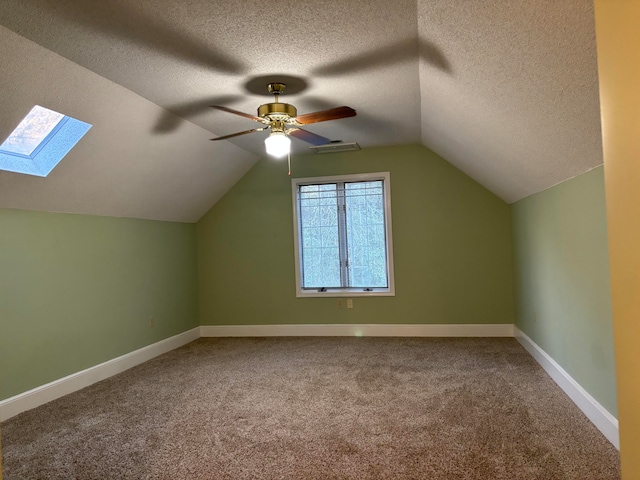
[210,83,356,158]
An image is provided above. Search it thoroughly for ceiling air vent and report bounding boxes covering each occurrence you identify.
[309,142,360,154]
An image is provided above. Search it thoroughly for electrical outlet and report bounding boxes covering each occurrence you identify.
[149,316,155,327]
[337,300,344,308]
[347,299,353,309]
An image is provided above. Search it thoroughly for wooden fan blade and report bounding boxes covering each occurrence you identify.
[210,128,265,141]
[294,106,356,125]
[210,105,265,123]
[288,128,331,146]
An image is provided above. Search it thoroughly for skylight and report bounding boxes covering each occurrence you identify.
[0,105,92,177]
[1,106,65,155]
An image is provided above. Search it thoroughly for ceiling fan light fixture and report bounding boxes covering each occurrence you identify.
[264,131,291,158]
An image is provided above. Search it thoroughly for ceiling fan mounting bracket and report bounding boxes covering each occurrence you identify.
[267,83,286,96]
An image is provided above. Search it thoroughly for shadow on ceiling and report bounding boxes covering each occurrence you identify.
[312,36,451,76]
[6,0,245,74]
[153,95,244,134]
[151,36,449,135]
[243,75,309,96]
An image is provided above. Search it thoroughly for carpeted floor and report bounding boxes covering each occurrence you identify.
[2,337,620,479]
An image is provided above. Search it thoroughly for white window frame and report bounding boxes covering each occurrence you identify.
[291,171,395,298]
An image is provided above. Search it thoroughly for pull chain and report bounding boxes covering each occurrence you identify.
[287,150,291,176]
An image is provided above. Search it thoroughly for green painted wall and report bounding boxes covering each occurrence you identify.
[197,144,515,326]
[511,167,617,416]
[0,209,199,400]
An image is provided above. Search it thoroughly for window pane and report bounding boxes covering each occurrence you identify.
[299,184,341,288]
[345,181,388,288]
[0,106,65,156]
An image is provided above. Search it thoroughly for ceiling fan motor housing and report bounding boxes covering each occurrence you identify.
[258,102,297,120]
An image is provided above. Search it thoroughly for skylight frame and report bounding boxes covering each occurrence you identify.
[0,106,92,177]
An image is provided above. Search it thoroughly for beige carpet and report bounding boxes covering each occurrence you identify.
[1,337,620,479]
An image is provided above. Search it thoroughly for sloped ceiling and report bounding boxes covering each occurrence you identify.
[0,0,603,221]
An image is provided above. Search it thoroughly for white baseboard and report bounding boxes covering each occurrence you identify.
[0,327,200,422]
[514,326,619,449]
[200,323,514,337]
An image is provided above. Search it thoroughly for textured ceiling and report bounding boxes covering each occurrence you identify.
[417,0,603,202]
[0,0,603,221]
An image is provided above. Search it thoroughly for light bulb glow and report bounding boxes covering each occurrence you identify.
[264,132,291,158]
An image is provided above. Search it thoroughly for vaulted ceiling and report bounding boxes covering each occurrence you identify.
[0,0,602,222]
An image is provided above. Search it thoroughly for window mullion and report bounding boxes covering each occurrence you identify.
[297,185,307,288]
[336,182,349,288]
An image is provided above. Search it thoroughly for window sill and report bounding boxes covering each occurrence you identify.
[296,289,395,298]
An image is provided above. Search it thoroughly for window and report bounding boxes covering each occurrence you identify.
[0,105,92,177]
[292,172,395,297]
